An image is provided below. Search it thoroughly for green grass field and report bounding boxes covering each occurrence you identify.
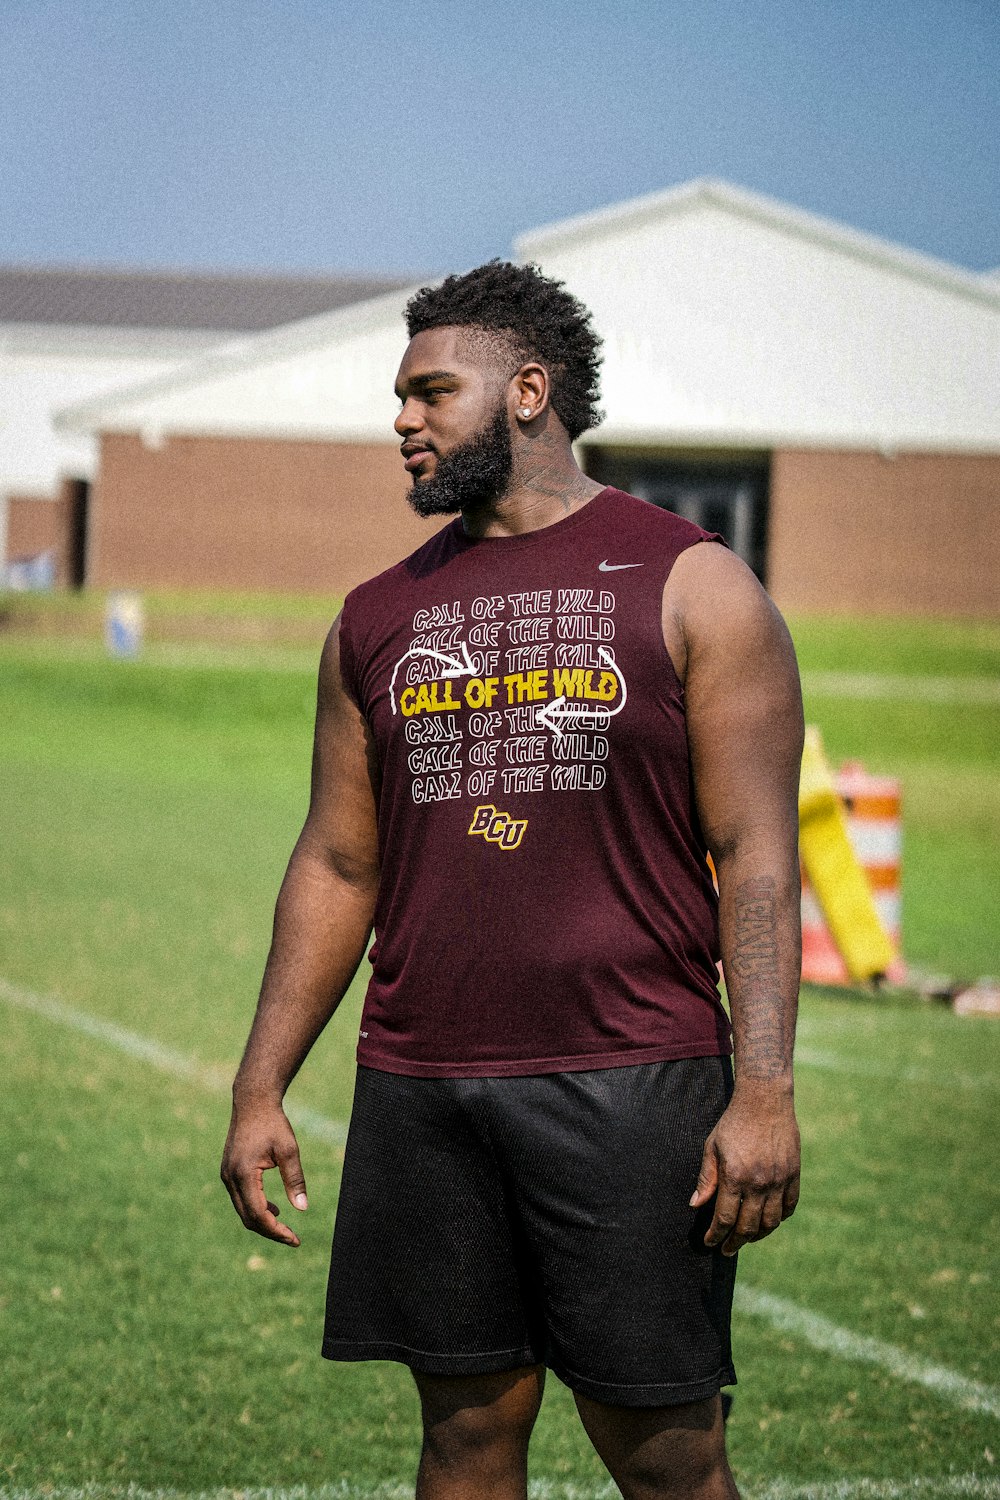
[1,606,998,1497]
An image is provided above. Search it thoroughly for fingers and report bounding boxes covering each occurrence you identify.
[704,1180,742,1251]
[689,1138,719,1208]
[722,1193,759,1255]
[233,1166,301,1246]
[220,1113,305,1247]
[782,1174,800,1219]
[719,1189,783,1255]
[276,1138,309,1212]
[759,1188,786,1237]
[706,1179,798,1255]
[696,1101,801,1252]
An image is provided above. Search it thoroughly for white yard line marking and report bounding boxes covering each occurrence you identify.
[0,639,320,674]
[737,1287,1000,1419]
[794,1044,999,1094]
[800,671,1000,705]
[752,1480,1000,1500]
[0,978,348,1149]
[1,1474,998,1500]
[150,643,319,674]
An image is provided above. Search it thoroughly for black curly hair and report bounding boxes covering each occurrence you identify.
[404,260,604,441]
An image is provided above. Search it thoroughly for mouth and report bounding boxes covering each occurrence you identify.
[401,445,434,473]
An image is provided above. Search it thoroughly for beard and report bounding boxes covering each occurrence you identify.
[406,401,513,518]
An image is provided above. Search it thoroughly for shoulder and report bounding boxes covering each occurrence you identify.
[667,535,769,614]
[665,540,798,686]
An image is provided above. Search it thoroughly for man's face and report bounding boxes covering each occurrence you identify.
[394,327,514,517]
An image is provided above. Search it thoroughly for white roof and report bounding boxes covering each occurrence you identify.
[0,337,206,496]
[54,284,416,444]
[56,179,1000,452]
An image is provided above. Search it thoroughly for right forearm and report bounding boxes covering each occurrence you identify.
[232,842,377,1105]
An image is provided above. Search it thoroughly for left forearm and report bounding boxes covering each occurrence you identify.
[717,846,801,1089]
[671,543,804,1249]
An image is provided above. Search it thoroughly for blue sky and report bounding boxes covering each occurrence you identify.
[1,0,997,277]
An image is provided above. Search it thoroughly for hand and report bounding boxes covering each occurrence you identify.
[220,1100,309,1247]
[690,1083,800,1256]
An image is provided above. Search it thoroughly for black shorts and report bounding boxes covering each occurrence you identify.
[322,1057,737,1408]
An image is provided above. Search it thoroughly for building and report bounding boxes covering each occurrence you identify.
[0,264,409,584]
[52,180,1000,612]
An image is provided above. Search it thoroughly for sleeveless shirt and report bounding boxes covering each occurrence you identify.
[338,486,732,1077]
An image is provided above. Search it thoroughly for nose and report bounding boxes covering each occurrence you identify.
[394,398,423,437]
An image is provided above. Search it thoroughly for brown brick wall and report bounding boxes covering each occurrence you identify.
[6,489,72,584]
[768,449,1000,615]
[90,434,1000,614]
[91,433,439,595]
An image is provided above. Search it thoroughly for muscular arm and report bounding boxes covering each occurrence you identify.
[221,614,380,1245]
[663,542,804,1255]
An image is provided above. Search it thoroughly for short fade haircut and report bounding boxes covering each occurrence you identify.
[404,260,604,441]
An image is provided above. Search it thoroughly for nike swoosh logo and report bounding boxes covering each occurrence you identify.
[598,560,644,572]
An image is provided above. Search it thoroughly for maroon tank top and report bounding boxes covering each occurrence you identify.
[339,486,732,1077]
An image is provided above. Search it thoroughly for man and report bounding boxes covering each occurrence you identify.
[221,260,803,1499]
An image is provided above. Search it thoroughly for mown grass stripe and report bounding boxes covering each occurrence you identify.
[1,1474,998,1500]
[800,671,1000,705]
[8,975,995,1132]
[6,976,998,1424]
[794,1045,1000,1095]
[0,978,347,1148]
[737,1287,1000,1418]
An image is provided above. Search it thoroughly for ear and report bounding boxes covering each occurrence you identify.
[511,362,549,424]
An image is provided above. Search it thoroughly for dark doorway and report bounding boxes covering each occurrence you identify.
[67,479,90,590]
[584,451,770,584]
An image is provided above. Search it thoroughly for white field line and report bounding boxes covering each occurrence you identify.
[737,1287,1000,1419]
[794,1044,1000,1095]
[750,1482,1000,1500]
[5,978,998,1424]
[149,643,318,673]
[800,671,1000,705]
[0,978,347,1149]
[2,1475,999,1500]
[0,637,319,674]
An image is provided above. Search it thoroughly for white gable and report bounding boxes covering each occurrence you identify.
[516,181,1000,451]
[55,287,414,443]
[56,182,1000,453]
[1,326,223,494]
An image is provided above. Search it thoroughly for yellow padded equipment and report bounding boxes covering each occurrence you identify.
[798,726,895,982]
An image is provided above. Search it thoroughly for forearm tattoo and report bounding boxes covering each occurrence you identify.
[729,876,792,1080]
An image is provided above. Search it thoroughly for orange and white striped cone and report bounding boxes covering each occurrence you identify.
[801,760,905,986]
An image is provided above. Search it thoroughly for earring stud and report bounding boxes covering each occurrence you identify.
[519,407,532,418]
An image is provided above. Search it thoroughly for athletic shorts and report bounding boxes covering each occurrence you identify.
[322,1056,737,1407]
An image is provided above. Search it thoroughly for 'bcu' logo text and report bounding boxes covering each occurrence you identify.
[467,804,528,850]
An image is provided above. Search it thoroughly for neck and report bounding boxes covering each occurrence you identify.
[461,445,605,540]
